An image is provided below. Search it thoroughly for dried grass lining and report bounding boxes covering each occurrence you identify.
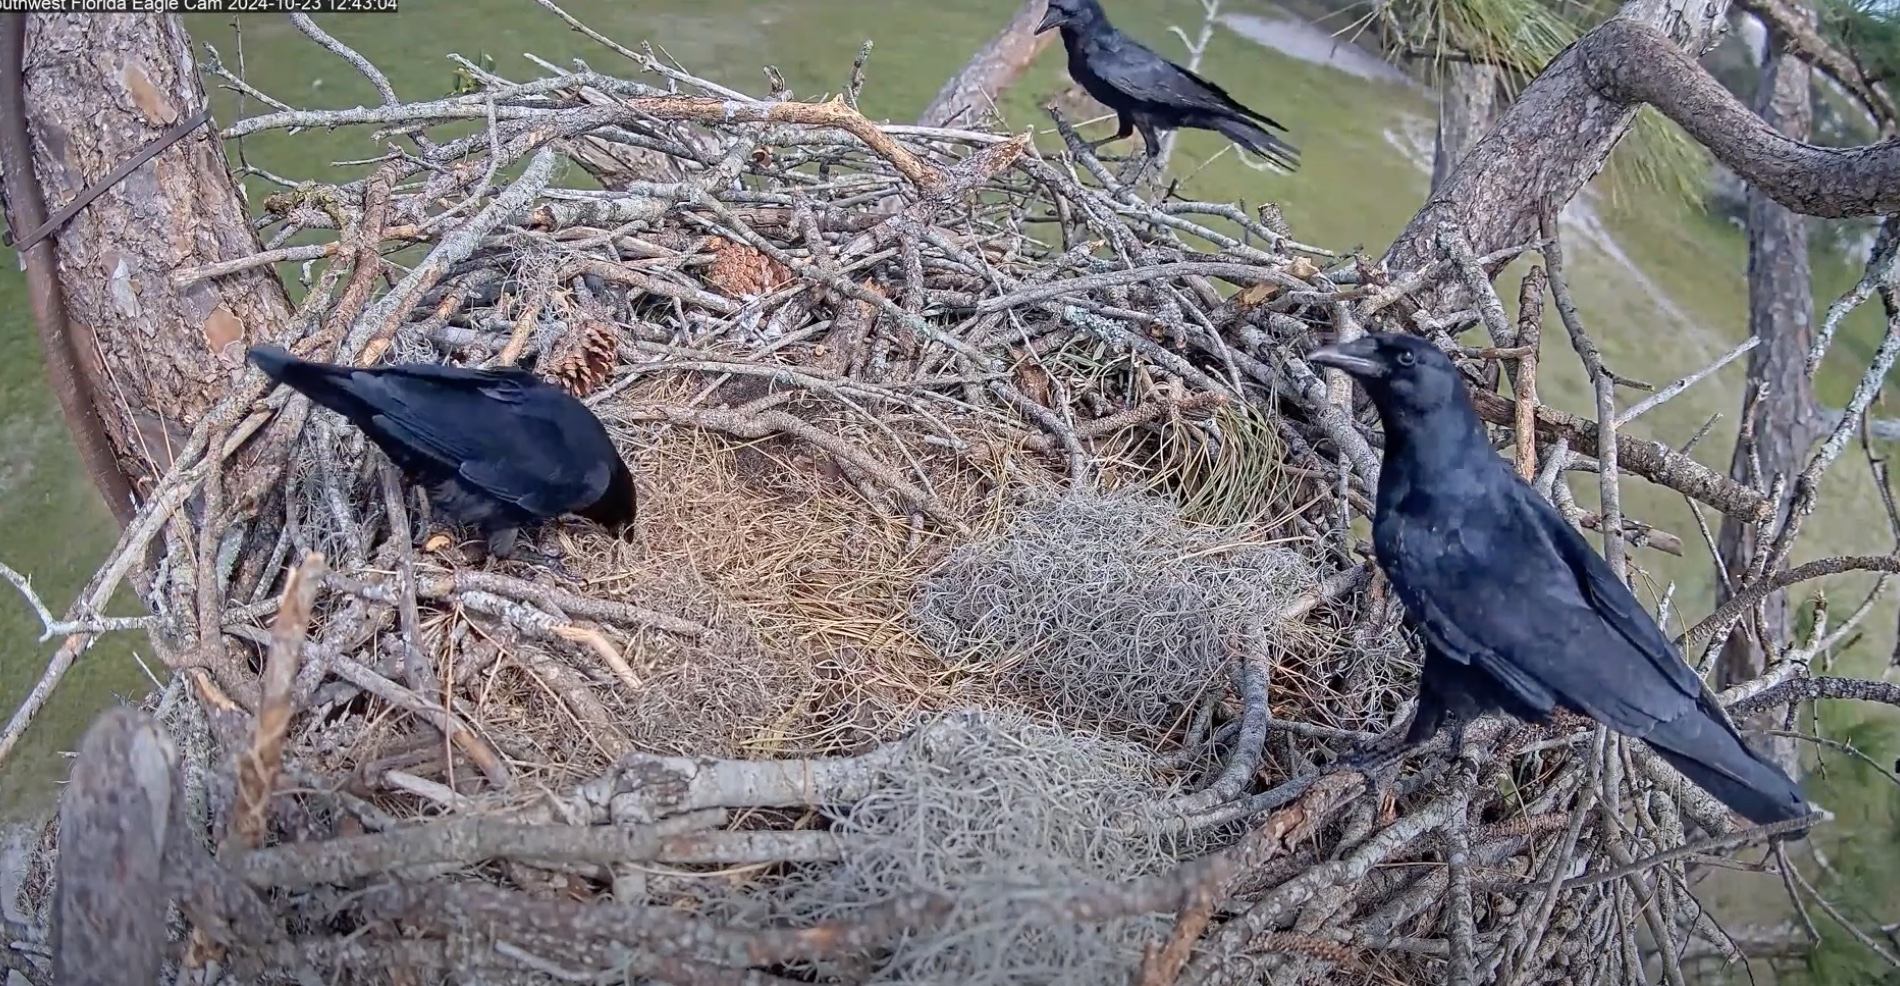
[1,14,1857,986]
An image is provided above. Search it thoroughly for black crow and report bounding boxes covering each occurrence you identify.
[249,344,637,565]
[1308,332,1810,829]
[1036,0,1299,175]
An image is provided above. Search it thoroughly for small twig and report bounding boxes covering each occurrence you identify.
[1684,555,1900,647]
[1540,208,1625,578]
[1555,813,1820,891]
[378,463,435,697]
[1616,336,1759,426]
[0,561,160,640]
[1778,842,1900,967]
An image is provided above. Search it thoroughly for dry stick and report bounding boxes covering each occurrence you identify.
[1443,786,1479,986]
[1616,336,1759,427]
[0,562,159,638]
[1727,674,1900,726]
[1441,224,1515,351]
[237,817,842,891]
[322,645,514,790]
[350,147,559,364]
[1513,265,1547,480]
[1355,241,1542,319]
[319,161,400,348]
[431,571,706,637]
[378,463,436,695]
[1682,555,1900,648]
[1540,209,1626,579]
[1464,388,1770,521]
[1564,810,1823,891]
[0,459,209,770]
[1576,511,1685,556]
[172,225,430,287]
[225,553,327,854]
[1135,862,1226,986]
[1762,250,1900,578]
[185,553,325,971]
[973,260,1305,313]
[1778,842,1900,968]
[550,624,643,694]
[290,12,398,106]
[1806,214,1900,375]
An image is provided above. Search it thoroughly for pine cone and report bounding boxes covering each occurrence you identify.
[702,236,794,298]
[542,316,620,397]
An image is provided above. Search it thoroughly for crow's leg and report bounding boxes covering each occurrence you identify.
[1136,121,1163,160]
[1445,717,1469,762]
[1112,121,1164,184]
[1084,112,1136,153]
[484,526,520,560]
[482,525,571,576]
[1340,690,1444,773]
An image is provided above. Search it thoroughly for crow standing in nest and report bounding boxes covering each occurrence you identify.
[1307,333,1811,831]
[248,345,637,568]
[1036,0,1299,179]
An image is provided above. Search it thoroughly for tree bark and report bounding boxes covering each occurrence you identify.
[916,0,1057,128]
[1714,16,1818,718]
[0,15,134,525]
[1431,62,1503,193]
[19,14,294,497]
[1383,2,1900,283]
[51,707,181,986]
[1730,0,1895,127]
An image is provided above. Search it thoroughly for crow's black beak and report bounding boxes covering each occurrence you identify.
[1307,340,1386,379]
[1035,6,1065,33]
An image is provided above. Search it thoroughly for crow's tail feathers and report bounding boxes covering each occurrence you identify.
[1209,114,1300,173]
[247,344,380,425]
[1643,705,1812,837]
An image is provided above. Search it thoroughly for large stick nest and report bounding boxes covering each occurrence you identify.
[6,15,1869,986]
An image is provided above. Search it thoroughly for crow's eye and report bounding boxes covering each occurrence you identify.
[1395,350,1416,367]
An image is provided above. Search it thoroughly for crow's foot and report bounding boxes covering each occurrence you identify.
[506,547,573,577]
[481,527,572,577]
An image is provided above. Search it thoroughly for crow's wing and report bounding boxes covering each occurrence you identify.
[354,369,612,515]
[1379,466,1701,738]
[1091,36,1289,131]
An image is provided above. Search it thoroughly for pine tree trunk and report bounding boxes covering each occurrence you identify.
[1431,61,1502,193]
[1714,15,1818,717]
[14,13,293,498]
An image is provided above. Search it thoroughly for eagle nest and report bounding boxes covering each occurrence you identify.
[1,12,1857,986]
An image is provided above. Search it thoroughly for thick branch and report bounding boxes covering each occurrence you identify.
[1730,0,1898,128]
[1466,388,1774,520]
[1384,2,1900,274]
[1578,18,1900,217]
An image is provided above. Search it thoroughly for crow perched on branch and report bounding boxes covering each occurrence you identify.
[1036,0,1299,176]
[249,345,638,566]
[1308,332,1811,830]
